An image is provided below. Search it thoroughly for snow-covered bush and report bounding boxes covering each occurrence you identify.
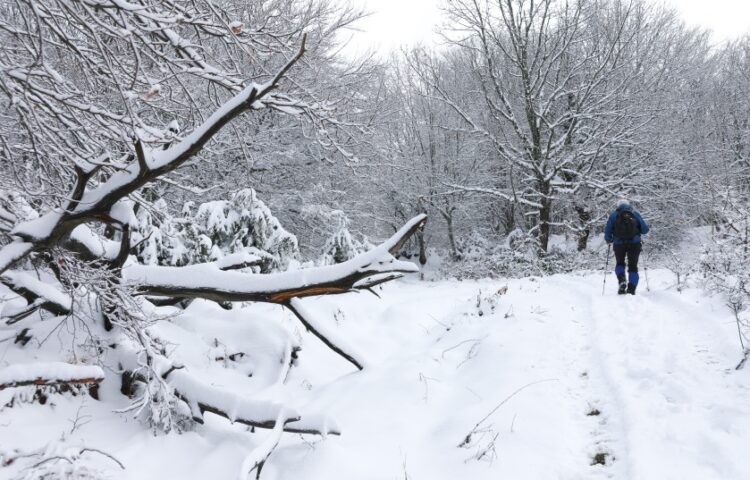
[133,189,299,272]
[131,199,174,266]
[700,213,750,364]
[0,441,124,480]
[700,236,748,303]
[437,230,601,280]
[318,217,371,266]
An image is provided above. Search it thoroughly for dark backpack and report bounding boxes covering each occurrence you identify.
[613,210,639,240]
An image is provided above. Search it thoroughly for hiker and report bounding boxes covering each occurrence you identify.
[604,199,650,295]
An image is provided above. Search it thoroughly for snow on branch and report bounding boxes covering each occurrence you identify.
[215,252,264,271]
[65,225,123,263]
[441,183,544,209]
[6,35,309,253]
[126,216,425,371]
[238,411,288,480]
[1,270,71,323]
[0,362,104,390]
[0,242,33,276]
[124,214,427,303]
[167,369,339,436]
[286,298,367,371]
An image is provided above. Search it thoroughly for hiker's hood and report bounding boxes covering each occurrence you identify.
[616,203,633,212]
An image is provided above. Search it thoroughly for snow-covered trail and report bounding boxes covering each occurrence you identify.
[274,270,750,480]
[585,279,750,479]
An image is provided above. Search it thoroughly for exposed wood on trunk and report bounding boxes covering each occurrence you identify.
[133,266,415,304]
[271,287,348,303]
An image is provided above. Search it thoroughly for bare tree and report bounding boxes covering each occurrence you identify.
[419,0,698,250]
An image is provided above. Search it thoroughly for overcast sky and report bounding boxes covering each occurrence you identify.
[342,0,750,56]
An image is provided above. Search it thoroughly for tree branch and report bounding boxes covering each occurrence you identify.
[7,36,310,253]
[0,363,104,391]
[166,368,339,436]
[125,215,427,304]
[285,297,365,371]
[1,270,71,323]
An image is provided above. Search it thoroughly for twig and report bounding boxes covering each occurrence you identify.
[458,379,557,447]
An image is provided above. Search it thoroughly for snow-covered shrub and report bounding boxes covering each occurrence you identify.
[438,230,601,280]
[123,367,194,435]
[700,214,750,364]
[318,218,371,265]
[131,199,174,266]
[0,441,123,480]
[701,238,748,303]
[699,212,750,299]
[133,189,299,272]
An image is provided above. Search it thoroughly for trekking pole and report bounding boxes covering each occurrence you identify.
[643,243,651,292]
[602,243,611,296]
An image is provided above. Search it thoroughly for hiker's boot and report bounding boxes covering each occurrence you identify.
[627,283,636,295]
[617,275,627,295]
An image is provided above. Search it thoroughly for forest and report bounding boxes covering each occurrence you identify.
[0,0,749,479]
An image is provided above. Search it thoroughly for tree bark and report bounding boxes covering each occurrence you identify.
[575,206,592,252]
[537,181,552,252]
[443,210,461,260]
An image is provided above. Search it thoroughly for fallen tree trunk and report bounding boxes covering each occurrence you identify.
[125,214,427,304]
[0,363,104,391]
[123,215,426,369]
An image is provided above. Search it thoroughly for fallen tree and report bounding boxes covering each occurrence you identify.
[0,2,425,470]
[0,363,104,391]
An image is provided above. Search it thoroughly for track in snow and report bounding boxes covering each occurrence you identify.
[276,269,750,480]
[3,269,749,480]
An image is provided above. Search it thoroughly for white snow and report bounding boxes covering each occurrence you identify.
[110,200,137,227]
[268,272,750,480]
[2,267,750,479]
[214,252,263,270]
[0,241,32,273]
[0,270,72,310]
[166,368,297,425]
[69,225,122,260]
[0,362,103,386]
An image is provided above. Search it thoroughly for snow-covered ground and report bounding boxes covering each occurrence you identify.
[2,269,750,479]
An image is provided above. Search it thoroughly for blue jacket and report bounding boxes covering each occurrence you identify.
[604,204,649,244]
